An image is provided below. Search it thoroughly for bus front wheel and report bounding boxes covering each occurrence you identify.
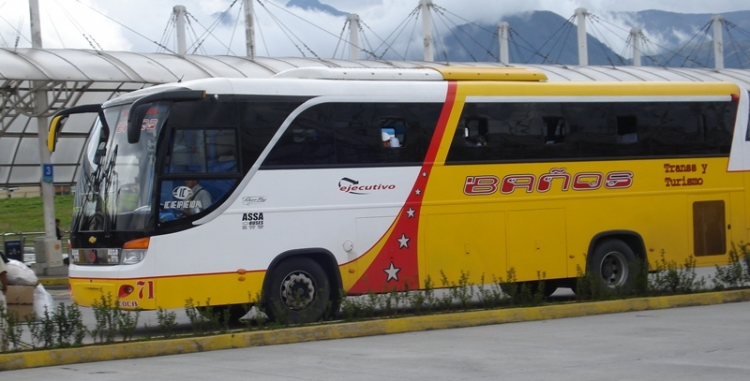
[267,257,330,324]
[589,239,636,290]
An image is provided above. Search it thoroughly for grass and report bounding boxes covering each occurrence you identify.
[0,195,74,233]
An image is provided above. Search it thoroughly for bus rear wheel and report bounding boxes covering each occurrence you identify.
[267,257,330,324]
[589,239,636,291]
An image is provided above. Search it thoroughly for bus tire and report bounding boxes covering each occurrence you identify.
[589,239,636,291]
[267,257,330,324]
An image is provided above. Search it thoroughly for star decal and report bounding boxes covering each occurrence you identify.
[422,172,428,177]
[397,233,410,249]
[406,208,416,218]
[415,189,422,196]
[384,262,401,282]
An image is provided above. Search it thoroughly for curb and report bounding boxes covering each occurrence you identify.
[38,278,68,287]
[2,289,749,371]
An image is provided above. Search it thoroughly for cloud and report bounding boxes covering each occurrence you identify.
[0,0,747,58]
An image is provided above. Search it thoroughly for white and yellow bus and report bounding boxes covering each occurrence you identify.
[49,66,750,323]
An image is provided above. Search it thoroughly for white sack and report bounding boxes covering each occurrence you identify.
[33,284,54,320]
[5,259,38,286]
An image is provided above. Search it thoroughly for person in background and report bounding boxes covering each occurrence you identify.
[0,252,6,350]
[0,254,8,296]
[184,179,212,215]
[55,218,63,240]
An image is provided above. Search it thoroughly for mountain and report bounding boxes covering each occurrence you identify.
[438,11,625,65]
[625,10,750,49]
[431,10,750,68]
[620,10,750,68]
[280,2,750,68]
[286,0,347,17]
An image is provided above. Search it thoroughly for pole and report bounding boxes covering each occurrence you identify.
[174,5,187,55]
[244,0,255,59]
[631,28,642,66]
[420,0,434,62]
[711,15,724,69]
[575,8,588,66]
[348,14,360,60]
[29,0,55,242]
[498,22,509,64]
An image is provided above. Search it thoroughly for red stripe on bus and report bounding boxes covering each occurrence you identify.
[425,81,458,163]
[346,82,459,294]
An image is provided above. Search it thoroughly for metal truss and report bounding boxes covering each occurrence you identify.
[0,80,93,135]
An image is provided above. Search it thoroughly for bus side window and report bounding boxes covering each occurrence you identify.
[380,117,407,148]
[169,130,207,173]
[543,116,566,144]
[240,101,304,170]
[263,107,335,167]
[463,116,488,147]
[206,130,238,173]
[616,115,638,144]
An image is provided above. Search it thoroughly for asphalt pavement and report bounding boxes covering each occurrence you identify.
[3,299,750,380]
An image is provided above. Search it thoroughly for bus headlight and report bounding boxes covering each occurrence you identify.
[121,237,150,265]
[121,249,147,265]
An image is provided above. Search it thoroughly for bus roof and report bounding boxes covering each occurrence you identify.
[273,66,549,82]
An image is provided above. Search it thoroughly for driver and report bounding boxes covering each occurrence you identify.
[183,179,212,215]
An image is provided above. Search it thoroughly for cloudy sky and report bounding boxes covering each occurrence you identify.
[0,0,747,59]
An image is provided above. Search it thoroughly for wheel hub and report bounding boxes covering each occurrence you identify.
[280,272,315,310]
[600,251,628,287]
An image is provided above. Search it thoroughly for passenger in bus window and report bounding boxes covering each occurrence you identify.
[616,115,638,144]
[382,132,391,147]
[390,136,401,147]
[465,135,487,147]
[381,130,400,148]
[184,179,212,215]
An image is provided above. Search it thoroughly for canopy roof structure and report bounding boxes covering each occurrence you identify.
[2,47,750,188]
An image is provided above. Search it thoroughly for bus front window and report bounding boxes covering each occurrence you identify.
[71,103,169,234]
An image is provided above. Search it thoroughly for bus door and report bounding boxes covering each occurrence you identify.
[688,194,733,266]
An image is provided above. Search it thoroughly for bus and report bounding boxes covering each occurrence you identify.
[48,66,750,323]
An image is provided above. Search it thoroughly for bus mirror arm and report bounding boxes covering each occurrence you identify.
[48,103,103,152]
[126,90,207,144]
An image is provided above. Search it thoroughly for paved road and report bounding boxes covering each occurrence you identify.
[5,300,750,380]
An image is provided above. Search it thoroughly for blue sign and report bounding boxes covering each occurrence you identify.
[4,240,23,262]
[43,163,54,183]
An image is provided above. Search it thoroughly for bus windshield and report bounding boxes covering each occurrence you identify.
[72,103,168,233]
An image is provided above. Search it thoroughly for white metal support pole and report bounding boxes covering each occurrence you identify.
[712,15,725,69]
[244,0,255,59]
[174,5,187,55]
[631,28,642,66]
[575,7,588,66]
[498,22,509,64]
[420,0,434,62]
[347,14,360,60]
[29,0,57,258]
[29,0,43,48]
